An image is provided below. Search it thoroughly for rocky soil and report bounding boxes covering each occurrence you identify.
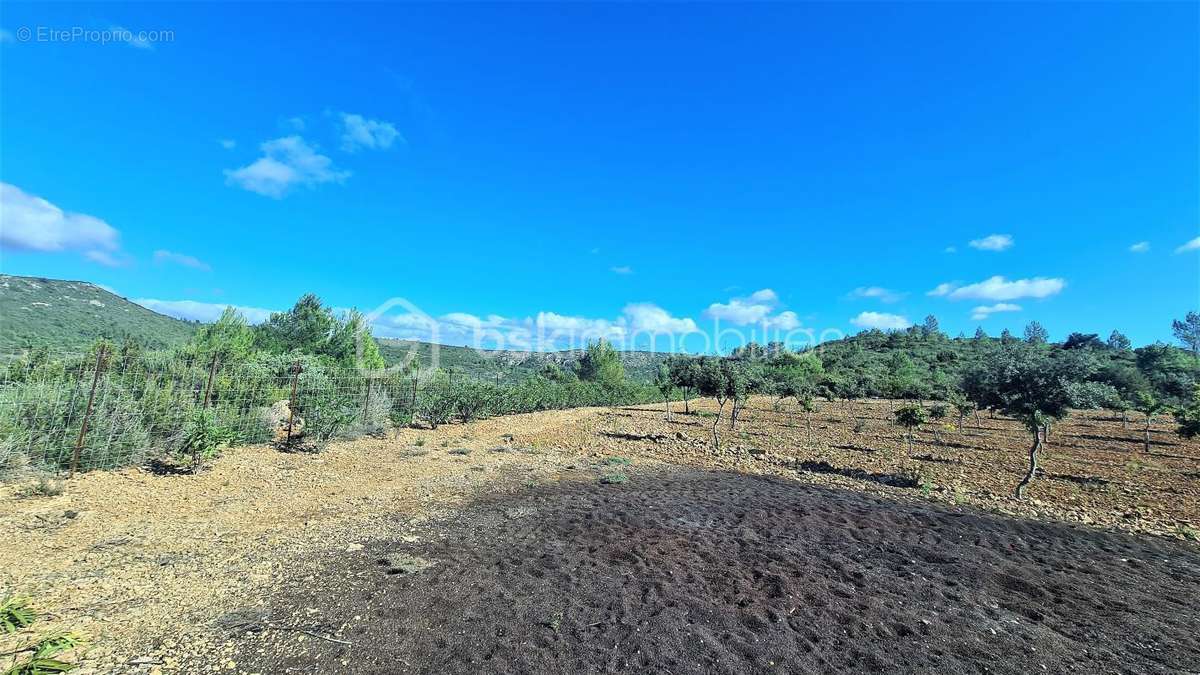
[1,398,1196,673]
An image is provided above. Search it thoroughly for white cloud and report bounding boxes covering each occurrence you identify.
[746,289,778,303]
[84,250,129,267]
[285,116,306,131]
[928,276,1066,301]
[850,311,911,330]
[224,136,349,198]
[704,289,774,324]
[218,139,236,150]
[0,183,124,265]
[944,246,957,254]
[624,303,698,334]
[1129,241,1150,253]
[134,299,276,324]
[927,282,958,297]
[373,301,700,351]
[610,265,633,275]
[703,288,799,330]
[153,250,211,271]
[1175,236,1200,254]
[339,113,402,152]
[970,303,1022,321]
[762,310,800,330]
[969,234,1014,252]
[851,286,905,303]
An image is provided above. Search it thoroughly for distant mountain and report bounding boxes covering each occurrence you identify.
[0,275,671,380]
[376,339,670,382]
[0,275,198,356]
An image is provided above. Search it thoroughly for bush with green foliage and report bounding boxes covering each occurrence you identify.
[1175,386,1200,440]
[180,408,235,470]
[893,405,927,454]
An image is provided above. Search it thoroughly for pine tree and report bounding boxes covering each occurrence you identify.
[1023,321,1049,345]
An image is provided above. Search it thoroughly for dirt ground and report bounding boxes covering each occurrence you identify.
[224,470,1200,674]
[2,398,1198,673]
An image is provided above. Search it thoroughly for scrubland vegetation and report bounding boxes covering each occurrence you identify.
[1,276,1197,503]
[0,294,666,476]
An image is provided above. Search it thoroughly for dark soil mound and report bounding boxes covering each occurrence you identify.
[227,470,1200,674]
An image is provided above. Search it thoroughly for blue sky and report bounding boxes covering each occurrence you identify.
[1,2,1197,352]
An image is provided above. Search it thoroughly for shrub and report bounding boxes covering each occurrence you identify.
[415,391,454,429]
[1066,381,1122,410]
[180,408,235,470]
[1174,386,1200,440]
[452,380,499,423]
[16,476,65,499]
[600,471,628,484]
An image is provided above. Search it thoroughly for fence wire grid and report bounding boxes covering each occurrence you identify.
[0,347,663,477]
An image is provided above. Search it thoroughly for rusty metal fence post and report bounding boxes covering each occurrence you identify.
[286,361,303,444]
[202,353,219,409]
[69,345,109,478]
[362,376,373,424]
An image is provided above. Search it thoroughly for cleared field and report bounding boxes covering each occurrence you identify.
[226,470,1200,674]
[1,398,1197,673]
[543,397,1200,540]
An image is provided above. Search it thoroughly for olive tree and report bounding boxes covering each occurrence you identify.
[726,360,755,430]
[667,355,702,414]
[948,391,975,434]
[653,363,673,421]
[893,405,926,454]
[967,346,1093,499]
[1134,391,1167,453]
[697,357,736,450]
[765,351,823,430]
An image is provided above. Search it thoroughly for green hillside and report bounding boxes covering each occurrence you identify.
[376,339,670,383]
[0,275,671,380]
[0,274,198,355]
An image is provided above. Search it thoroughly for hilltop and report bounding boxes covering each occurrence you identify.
[0,275,198,355]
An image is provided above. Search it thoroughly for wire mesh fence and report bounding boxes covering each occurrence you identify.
[0,347,662,477]
[0,349,396,475]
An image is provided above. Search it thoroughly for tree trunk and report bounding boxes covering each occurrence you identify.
[1144,416,1152,453]
[711,401,725,450]
[958,411,965,435]
[1122,411,1128,429]
[806,411,812,445]
[1015,427,1042,500]
[684,388,691,414]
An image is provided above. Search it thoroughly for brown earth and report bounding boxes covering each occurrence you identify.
[1,398,1198,673]
[222,469,1200,674]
